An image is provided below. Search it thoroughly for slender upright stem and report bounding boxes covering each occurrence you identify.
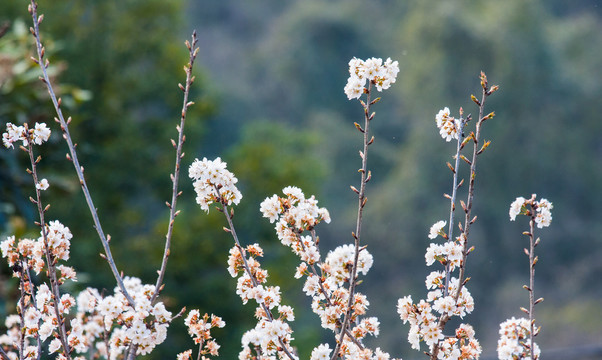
[26,141,71,359]
[332,82,373,360]
[431,77,493,359]
[443,118,465,297]
[17,271,27,360]
[151,31,199,303]
[528,214,536,359]
[27,0,134,307]
[126,344,138,360]
[197,340,203,360]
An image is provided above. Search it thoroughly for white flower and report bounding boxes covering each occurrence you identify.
[435,108,450,128]
[428,220,447,239]
[435,107,460,142]
[397,295,413,323]
[432,295,456,316]
[260,195,281,223]
[32,122,51,145]
[344,75,365,100]
[48,338,62,354]
[535,208,552,228]
[310,344,332,360]
[348,58,365,78]
[535,198,553,228]
[536,198,553,211]
[282,186,305,201]
[509,197,526,221]
[35,178,50,191]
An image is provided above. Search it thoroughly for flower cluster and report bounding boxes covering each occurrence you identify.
[0,283,77,358]
[74,277,172,358]
[0,222,80,359]
[261,187,392,359]
[435,107,461,142]
[509,195,553,228]
[497,317,540,360]
[2,122,51,148]
[396,221,480,358]
[260,186,331,232]
[1,220,74,277]
[189,157,242,212]
[227,243,296,359]
[177,310,225,360]
[344,57,399,100]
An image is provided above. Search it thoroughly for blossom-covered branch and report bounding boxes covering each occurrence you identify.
[189,157,297,360]
[397,72,499,360]
[498,195,552,360]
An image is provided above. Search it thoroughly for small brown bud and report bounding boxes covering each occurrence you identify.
[446,162,455,173]
[520,306,529,315]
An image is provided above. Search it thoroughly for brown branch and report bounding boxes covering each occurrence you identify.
[151,30,199,303]
[25,138,72,359]
[27,0,135,308]
[332,81,374,360]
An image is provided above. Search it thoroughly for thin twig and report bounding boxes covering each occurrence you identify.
[528,208,537,359]
[332,81,373,360]
[22,266,43,360]
[18,265,27,360]
[27,0,135,308]
[26,139,72,359]
[431,74,494,359]
[151,31,199,303]
[443,116,466,297]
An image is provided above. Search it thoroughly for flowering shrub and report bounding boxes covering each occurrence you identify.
[0,2,554,360]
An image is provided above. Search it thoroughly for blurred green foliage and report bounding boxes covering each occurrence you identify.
[1,0,601,359]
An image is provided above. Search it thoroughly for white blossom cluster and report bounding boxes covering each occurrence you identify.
[189,157,242,212]
[0,222,80,359]
[497,317,540,360]
[2,122,51,148]
[509,196,553,228]
[261,187,393,360]
[0,283,77,359]
[435,107,461,142]
[396,221,480,359]
[1,220,74,277]
[260,186,331,232]
[227,243,297,359]
[0,253,172,360]
[73,277,173,358]
[344,57,399,100]
[177,310,225,360]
